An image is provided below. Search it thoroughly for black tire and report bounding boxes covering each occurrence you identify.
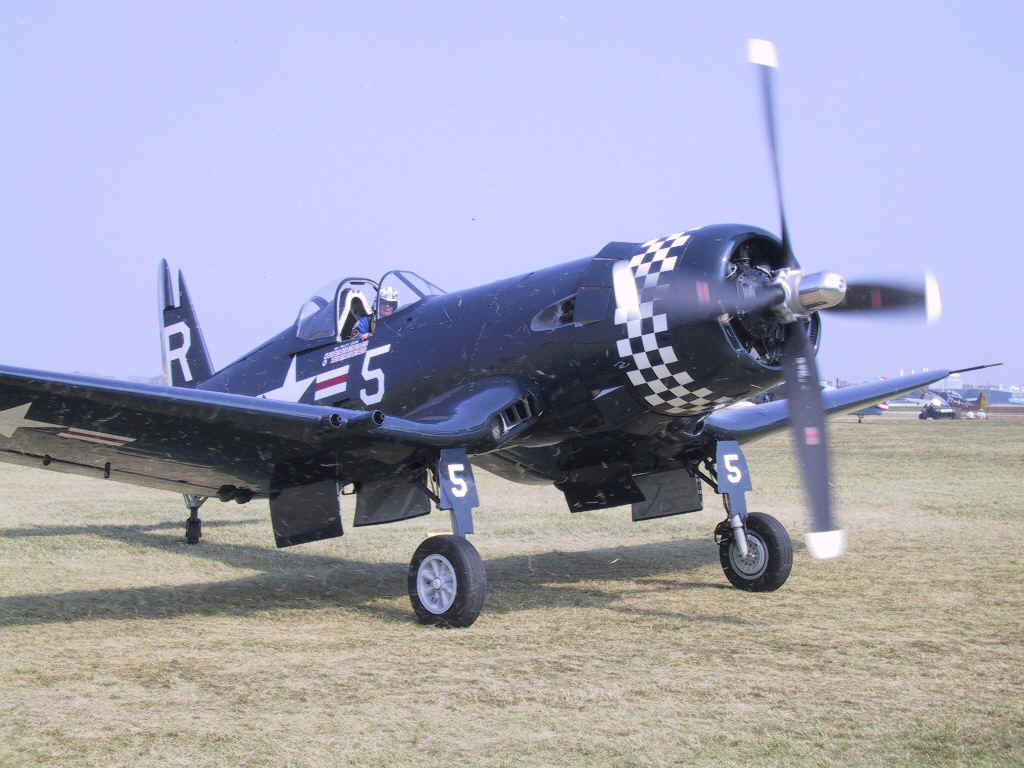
[185,517,202,545]
[408,535,486,627]
[719,512,792,592]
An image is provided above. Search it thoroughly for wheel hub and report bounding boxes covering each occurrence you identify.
[416,553,458,615]
[729,531,768,578]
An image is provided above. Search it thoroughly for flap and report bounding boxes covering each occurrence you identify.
[270,478,343,547]
[632,469,703,521]
[556,462,645,512]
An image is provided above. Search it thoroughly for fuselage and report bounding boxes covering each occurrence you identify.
[197,224,803,479]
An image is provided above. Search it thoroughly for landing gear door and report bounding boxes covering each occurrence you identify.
[716,440,752,495]
[438,448,479,537]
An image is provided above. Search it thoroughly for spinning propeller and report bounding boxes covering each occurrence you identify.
[741,39,940,558]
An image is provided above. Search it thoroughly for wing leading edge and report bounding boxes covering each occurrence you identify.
[0,364,387,496]
[0,365,535,498]
[703,370,951,444]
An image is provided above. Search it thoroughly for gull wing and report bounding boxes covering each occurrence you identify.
[0,366,534,499]
[703,370,950,444]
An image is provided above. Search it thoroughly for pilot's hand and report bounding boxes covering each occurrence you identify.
[360,332,371,341]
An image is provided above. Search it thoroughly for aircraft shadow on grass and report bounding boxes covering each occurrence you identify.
[0,519,747,628]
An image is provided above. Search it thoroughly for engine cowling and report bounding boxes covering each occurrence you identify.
[608,224,821,417]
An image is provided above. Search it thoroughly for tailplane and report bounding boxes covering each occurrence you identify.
[159,260,214,387]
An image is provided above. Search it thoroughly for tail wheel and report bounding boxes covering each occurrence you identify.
[719,512,793,591]
[408,535,486,627]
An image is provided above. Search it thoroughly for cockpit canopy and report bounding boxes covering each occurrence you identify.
[295,270,445,343]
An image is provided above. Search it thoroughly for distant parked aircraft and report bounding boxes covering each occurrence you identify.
[853,401,889,423]
[919,389,990,420]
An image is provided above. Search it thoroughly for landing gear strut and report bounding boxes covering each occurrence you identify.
[709,440,793,592]
[183,494,207,545]
[407,449,487,626]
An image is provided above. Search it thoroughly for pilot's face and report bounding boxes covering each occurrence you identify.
[381,302,396,317]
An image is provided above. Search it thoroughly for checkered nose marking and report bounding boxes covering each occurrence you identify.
[613,231,734,415]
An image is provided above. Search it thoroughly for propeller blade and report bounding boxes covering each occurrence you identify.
[829,274,942,323]
[660,279,786,325]
[748,39,794,267]
[780,324,846,559]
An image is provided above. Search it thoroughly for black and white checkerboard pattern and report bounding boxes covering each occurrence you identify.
[614,231,732,415]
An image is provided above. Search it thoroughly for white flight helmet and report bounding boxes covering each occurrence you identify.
[380,286,399,308]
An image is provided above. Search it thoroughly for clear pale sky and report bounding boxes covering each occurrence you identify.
[2,2,1021,387]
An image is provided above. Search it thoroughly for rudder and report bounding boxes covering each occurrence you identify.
[159,259,214,387]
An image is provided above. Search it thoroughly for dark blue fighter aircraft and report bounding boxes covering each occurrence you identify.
[0,41,972,626]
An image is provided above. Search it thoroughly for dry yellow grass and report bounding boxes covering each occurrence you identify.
[1,417,1022,767]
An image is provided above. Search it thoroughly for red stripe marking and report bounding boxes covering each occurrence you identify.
[697,281,711,304]
[871,287,882,309]
[316,374,348,391]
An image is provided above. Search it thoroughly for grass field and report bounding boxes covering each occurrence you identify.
[1,417,1022,767]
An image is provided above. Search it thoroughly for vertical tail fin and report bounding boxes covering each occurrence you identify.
[159,259,214,387]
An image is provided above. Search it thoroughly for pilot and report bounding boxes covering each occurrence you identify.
[353,286,399,341]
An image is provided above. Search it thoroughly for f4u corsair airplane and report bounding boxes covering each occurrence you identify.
[0,42,966,626]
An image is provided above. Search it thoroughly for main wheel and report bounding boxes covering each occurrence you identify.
[719,512,792,592]
[408,535,486,627]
